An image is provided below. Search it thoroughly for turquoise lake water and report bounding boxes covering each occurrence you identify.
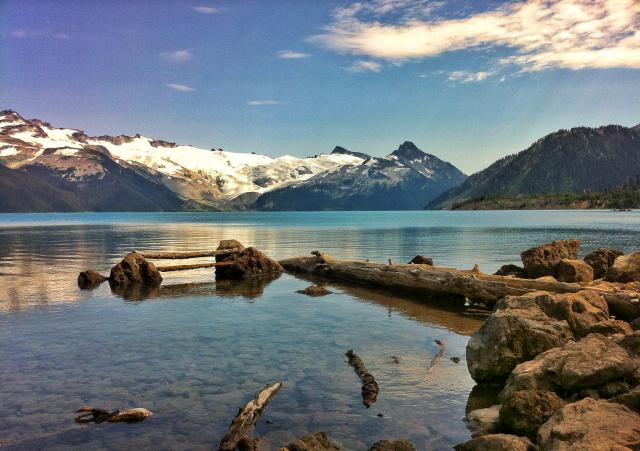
[0,210,638,449]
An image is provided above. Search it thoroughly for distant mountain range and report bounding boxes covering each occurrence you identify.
[428,124,640,209]
[0,110,466,212]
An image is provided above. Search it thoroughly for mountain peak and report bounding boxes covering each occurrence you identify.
[330,146,370,160]
[633,123,640,132]
[391,141,428,160]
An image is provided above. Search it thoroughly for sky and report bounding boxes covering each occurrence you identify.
[1,0,639,174]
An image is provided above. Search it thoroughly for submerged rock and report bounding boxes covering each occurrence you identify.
[584,248,624,279]
[466,290,629,383]
[520,239,580,278]
[466,404,502,437]
[606,251,640,283]
[537,398,640,450]
[408,255,433,265]
[77,270,107,289]
[555,259,594,283]
[368,439,416,451]
[296,285,333,297]
[493,264,527,278]
[454,434,536,451]
[282,431,339,451]
[109,252,162,287]
[499,389,565,438]
[215,240,283,279]
[503,332,640,400]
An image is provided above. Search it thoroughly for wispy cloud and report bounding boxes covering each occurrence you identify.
[311,0,640,73]
[159,49,193,63]
[447,70,496,83]
[247,100,281,106]
[166,83,195,92]
[348,60,383,73]
[10,29,70,40]
[276,50,312,59]
[193,5,221,14]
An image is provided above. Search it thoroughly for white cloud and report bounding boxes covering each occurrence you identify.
[247,100,281,106]
[10,30,27,38]
[193,5,221,14]
[311,0,640,72]
[159,49,193,63]
[447,70,496,83]
[10,29,70,40]
[348,60,383,73]
[277,50,312,59]
[166,83,195,92]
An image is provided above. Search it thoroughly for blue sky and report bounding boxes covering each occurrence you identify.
[1,0,639,173]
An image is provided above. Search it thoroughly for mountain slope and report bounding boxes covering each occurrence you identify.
[428,125,640,209]
[255,142,467,210]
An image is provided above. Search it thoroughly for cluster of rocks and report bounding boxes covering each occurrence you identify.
[280,433,415,451]
[458,256,640,450]
[215,239,283,280]
[494,239,639,286]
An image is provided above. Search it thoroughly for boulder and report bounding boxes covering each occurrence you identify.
[503,332,640,401]
[109,252,162,287]
[606,251,640,283]
[537,398,640,450]
[282,432,339,451]
[583,248,624,279]
[78,270,107,289]
[296,285,333,297]
[499,390,565,438]
[408,255,433,265]
[215,240,283,279]
[520,239,580,278]
[368,439,416,451]
[494,264,527,278]
[555,259,593,283]
[466,405,502,437]
[454,434,536,451]
[466,290,630,382]
[612,385,640,412]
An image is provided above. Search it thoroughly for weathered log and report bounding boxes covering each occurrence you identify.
[345,350,379,407]
[74,406,152,423]
[218,382,283,451]
[136,249,240,259]
[427,339,446,373]
[156,261,236,272]
[279,252,640,319]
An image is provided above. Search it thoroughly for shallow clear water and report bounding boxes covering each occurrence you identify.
[0,210,638,450]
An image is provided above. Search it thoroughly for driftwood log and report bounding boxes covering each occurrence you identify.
[155,261,235,272]
[219,382,283,451]
[136,249,240,259]
[345,350,379,407]
[279,252,640,320]
[427,340,446,373]
[74,406,152,423]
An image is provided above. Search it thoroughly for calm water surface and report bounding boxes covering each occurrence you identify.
[1,210,638,450]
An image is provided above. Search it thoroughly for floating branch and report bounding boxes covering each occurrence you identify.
[156,261,235,272]
[345,350,379,407]
[74,406,152,423]
[427,339,446,374]
[136,248,241,259]
[218,381,283,451]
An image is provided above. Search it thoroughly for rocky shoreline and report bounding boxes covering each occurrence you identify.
[457,240,640,450]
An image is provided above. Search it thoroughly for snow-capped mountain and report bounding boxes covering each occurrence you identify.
[0,110,466,211]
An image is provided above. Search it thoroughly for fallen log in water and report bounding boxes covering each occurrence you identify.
[345,350,379,407]
[218,382,283,451]
[74,406,152,423]
[136,248,240,259]
[279,252,640,319]
[427,339,446,374]
[155,261,235,272]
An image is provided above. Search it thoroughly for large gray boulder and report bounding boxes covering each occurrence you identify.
[466,290,630,382]
[520,239,580,278]
[537,398,640,450]
[454,434,536,451]
[466,405,502,437]
[503,332,640,400]
[606,251,640,283]
[583,248,623,279]
[109,252,162,287]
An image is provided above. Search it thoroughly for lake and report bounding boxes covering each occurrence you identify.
[1,210,638,450]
